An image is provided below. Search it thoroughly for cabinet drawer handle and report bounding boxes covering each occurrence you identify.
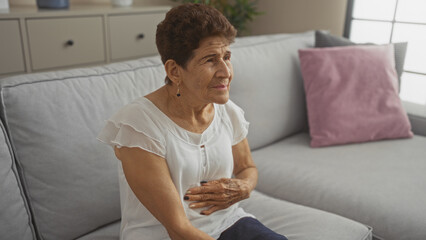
[66,40,74,46]
[137,33,144,39]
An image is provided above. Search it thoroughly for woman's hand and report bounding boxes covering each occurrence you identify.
[185,138,257,216]
[184,177,253,215]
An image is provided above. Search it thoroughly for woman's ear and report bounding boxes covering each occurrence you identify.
[164,59,181,85]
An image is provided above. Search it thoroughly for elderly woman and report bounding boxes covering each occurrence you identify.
[98,3,287,240]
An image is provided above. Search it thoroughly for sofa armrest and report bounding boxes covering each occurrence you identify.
[402,100,426,136]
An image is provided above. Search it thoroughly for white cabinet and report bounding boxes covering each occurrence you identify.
[27,16,105,71]
[109,13,165,61]
[0,20,26,75]
[0,5,170,76]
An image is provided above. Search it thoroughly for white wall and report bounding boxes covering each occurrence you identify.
[248,0,348,36]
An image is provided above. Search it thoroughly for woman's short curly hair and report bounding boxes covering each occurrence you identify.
[156,3,237,84]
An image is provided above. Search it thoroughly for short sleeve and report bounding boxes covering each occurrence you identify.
[223,100,250,145]
[97,102,166,158]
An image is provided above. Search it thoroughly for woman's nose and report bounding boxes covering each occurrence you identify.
[217,60,231,78]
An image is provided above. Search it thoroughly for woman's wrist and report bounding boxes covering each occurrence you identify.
[241,177,256,193]
[236,167,258,194]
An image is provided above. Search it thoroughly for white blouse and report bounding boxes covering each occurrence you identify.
[97,97,254,240]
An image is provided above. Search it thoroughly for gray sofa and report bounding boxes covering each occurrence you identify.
[1,31,425,240]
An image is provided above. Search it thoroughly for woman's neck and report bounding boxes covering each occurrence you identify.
[146,85,215,134]
[165,85,214,122]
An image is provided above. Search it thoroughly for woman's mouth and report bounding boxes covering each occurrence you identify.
[213,84,228,90]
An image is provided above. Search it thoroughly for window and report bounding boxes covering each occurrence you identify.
[345,0,426,105]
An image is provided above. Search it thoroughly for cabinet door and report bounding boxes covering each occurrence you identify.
[26,17,105,71]
[108,12,165,61]
[0,20,26,75]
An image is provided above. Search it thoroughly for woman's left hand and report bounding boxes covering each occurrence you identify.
[184,178,252,215]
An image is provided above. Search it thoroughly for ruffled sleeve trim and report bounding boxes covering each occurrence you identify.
[232,120,250,146]
[222,100,250,146]
[97,120,166,158]
[97,100,166,158]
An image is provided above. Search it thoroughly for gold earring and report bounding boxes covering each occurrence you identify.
[176,85,181,97]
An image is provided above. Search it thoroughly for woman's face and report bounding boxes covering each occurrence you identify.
[180,35,233,105]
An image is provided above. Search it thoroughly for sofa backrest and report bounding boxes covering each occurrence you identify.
[0,120,35,240]
[0,57,166,240]
[231,31,313,150]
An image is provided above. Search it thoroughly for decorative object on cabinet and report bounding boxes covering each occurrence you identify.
[36,0,69,9]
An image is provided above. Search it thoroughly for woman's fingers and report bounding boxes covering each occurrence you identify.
[200,179,222,186]
[183,178,251,215]
[200,204,228,216]
[186,184,223,195]
[185,192,237,202]
[188,201,222,209]
[184,178,249,202]
[186,178,239,195]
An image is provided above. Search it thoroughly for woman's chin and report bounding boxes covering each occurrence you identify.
[212,94,230,105]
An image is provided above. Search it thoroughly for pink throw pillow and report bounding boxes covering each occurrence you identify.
[298,45,413,147]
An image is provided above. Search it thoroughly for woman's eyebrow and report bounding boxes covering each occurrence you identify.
[201,54,217,60]
[200,51,231,61]
[199,53,217,62]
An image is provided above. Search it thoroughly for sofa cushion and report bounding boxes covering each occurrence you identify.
[230,31,313,150]
[0,56,166,240]
[75,221,120,240]
[299,45,413,147]
[0,121,35,240]
[73,191,373,240]
[240,191,372,240]
[252,132,426,240]
[315,31,407,91]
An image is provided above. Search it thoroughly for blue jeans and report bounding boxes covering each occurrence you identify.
[218,217,288,240]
